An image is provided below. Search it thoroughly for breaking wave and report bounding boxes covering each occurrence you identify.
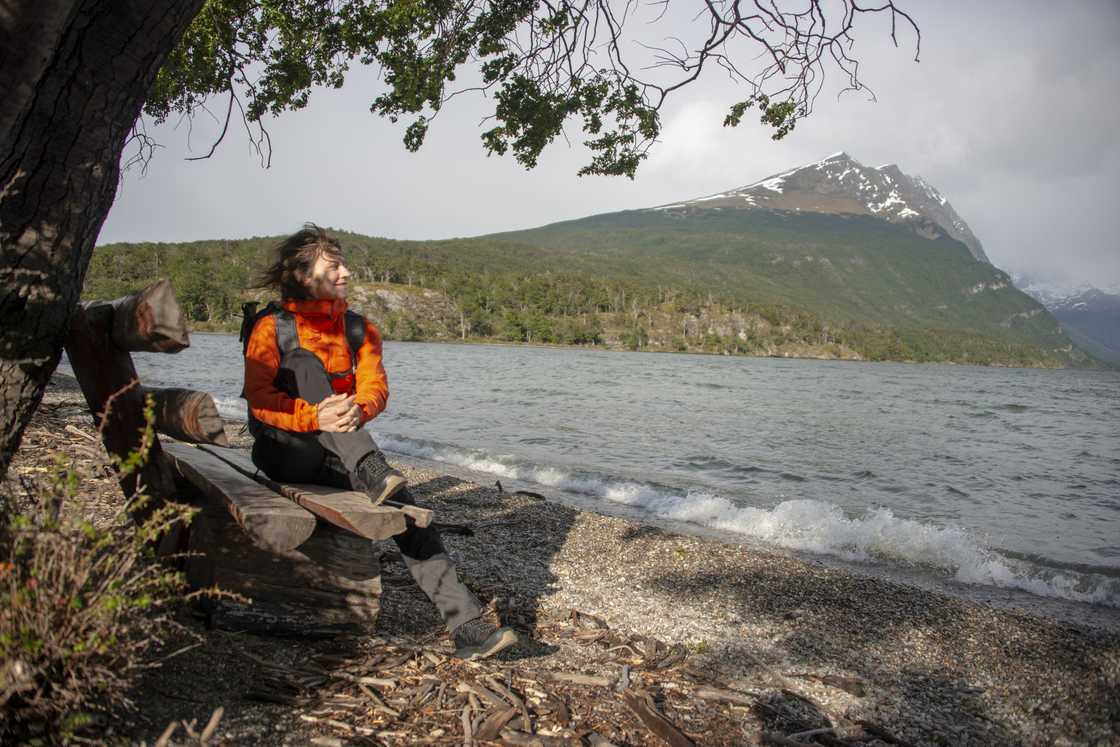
[213,396,249,422]
[379,433,1120,609]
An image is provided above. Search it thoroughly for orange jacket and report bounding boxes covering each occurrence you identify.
[243,298,389,433]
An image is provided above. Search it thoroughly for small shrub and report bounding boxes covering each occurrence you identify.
[1,427,196,740]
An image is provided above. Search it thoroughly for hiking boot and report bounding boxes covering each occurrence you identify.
[452,618,519,660]
[354,449,407,505]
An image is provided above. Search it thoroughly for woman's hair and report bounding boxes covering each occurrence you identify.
[256,223,342,299]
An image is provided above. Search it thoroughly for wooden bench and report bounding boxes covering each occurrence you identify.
[65,280,425,634]
[163,443,425,634]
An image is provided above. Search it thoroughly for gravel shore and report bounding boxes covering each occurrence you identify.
[390,458,1120,746]
[5,376,1118,745]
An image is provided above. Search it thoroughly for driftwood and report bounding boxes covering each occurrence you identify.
[140,386,229,446]
[164,442,316,552]
[95,278,189,353]
[64,299,176,509]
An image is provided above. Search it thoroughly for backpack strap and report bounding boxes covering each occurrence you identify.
[343,310,366,368]
[239,301,261,353]
[273,309,300,356]
[240,301,286,355]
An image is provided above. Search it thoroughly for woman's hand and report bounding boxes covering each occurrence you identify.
[317,394,362,432]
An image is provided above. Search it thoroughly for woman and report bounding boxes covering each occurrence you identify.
[243,224,517,660]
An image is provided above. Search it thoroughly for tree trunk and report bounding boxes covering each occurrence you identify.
[0,0,205,479]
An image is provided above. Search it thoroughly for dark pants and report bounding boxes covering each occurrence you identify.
[250,348,481,632]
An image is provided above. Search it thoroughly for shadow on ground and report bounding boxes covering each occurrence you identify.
[124,461,579,741]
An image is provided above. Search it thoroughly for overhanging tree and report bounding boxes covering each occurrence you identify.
[0,0,918,478]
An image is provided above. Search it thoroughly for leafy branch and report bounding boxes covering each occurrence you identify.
[144,0,919,177]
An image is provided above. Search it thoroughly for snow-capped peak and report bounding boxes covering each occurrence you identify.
[649,152,990,264]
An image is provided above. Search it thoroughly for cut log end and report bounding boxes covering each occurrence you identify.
[109,278,190,353]
[141,386,229,446]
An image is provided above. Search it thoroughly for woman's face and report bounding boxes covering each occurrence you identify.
[303,250,352,300]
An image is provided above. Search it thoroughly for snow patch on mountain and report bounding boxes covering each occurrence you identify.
[649,153,990,263]
[1011,273,1094,307]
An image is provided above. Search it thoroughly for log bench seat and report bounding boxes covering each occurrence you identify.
[163,442,428,634]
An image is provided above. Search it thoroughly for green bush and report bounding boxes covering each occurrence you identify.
[0,446,196,741]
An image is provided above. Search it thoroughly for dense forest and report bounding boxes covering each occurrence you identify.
[85,230,1079,368]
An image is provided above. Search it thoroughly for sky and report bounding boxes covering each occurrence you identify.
[101,0,1120,292]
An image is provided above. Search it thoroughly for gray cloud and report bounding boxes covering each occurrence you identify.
[100,0,1120,291]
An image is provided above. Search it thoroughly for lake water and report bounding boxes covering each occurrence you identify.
[61,334,1120,621]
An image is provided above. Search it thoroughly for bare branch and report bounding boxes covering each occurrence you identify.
[121,120,164,176]
[184,85,236,162]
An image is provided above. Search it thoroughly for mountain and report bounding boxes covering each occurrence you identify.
[653,152,990,263]
[1014,276,1120,364]
[483,153,1079,363]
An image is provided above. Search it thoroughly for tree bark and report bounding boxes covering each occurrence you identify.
[0,0,205,479]
[64,302,177,505]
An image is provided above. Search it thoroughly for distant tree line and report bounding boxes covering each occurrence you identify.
[84,236,1067,368]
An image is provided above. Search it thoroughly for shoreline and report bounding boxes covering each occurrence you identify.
[183,328,1091,371]
[387,446,1120,635]
[9,375,1119,744]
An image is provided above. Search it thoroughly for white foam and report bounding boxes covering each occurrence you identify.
[214,396,248,421]
[379,435,1120,609]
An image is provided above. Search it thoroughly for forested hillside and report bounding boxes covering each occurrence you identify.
[85,223,1087,367]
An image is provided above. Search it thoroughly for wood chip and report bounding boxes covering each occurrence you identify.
[360,683,401,717]
[199,707,223,743]
[299,714,353,732]
[693,686,755,707]
[460,705,473,746]
[498,729,575,746]
[537,672,613,687]
[457,681,509,710]
[622,690,694,747]
[552,698,570,727]
[475,707,519,741]
[154,721,178,747]
[585,733,619,747]
[332,671,397,688]
[483,675,531,731]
